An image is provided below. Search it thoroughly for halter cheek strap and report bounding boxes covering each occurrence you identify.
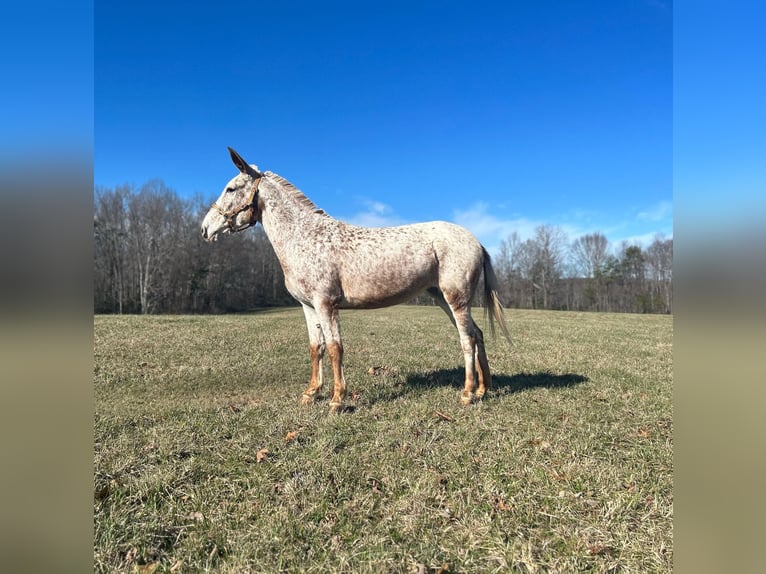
[213,176,262,231]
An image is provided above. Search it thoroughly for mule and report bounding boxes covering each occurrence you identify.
[202,148,510,412]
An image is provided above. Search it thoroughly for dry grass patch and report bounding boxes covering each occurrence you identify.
[95,307,672,573]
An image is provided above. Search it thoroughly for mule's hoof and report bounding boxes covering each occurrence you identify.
[475,389,486,400]
[300,393,316,405]
[328,401,343,414]
[460,392,474,406]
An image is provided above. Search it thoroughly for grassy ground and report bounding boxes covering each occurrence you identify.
[94,306,672,573]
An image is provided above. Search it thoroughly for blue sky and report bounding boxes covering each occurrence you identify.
[1,3,92,161]
[674,2,766,231]
[96,0,672,252]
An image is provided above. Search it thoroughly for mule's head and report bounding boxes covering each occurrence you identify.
[201,147,264,241]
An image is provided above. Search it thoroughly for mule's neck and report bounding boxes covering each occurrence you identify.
[257,173,333,260]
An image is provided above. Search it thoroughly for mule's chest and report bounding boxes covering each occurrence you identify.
[280,255,342,306]
[283,272,313,306]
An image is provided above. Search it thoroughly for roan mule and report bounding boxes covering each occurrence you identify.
[201,148,510,412]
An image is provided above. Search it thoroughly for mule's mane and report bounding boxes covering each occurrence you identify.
[266,171,326,215]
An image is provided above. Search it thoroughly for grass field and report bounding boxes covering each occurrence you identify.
[94,306,672,573]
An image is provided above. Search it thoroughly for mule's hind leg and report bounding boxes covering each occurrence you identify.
[472,321,492,399]
[430,288,490,401]
[438,292,480,405]
[300,304,325,405]
[429,287,458,328]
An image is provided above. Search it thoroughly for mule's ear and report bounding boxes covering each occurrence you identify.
[228,147,261,177]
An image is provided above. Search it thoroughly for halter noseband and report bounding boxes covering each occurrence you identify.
[212,176,262,231]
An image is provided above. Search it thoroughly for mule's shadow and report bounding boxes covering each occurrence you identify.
[401,367,588,397]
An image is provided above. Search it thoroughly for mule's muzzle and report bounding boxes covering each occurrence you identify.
[201,221,221,242]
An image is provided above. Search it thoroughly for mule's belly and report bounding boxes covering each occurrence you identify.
[339,275,434,309]
[337,246,438,309]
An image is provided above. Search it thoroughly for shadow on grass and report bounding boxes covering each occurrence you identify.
[401,367,589,397]
[348,367,589,407]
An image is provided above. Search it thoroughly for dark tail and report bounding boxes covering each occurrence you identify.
[481,247,512,343]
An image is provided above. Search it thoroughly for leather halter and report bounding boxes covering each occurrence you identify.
[212,176,262,231]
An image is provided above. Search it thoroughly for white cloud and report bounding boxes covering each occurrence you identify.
[637,200,673,222]
[613,231,665,247]
[343,198,407,228]
[337,198,673,255]
[451,202,673,254]
[450,202,541,252]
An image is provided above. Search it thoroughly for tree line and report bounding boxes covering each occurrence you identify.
[491,226,672,314]
[94,181,292,314]
[94,181,671,315]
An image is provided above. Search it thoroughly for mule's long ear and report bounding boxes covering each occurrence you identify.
[228,147,261,177]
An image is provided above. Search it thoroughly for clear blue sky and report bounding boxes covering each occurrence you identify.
[95,0,672,252]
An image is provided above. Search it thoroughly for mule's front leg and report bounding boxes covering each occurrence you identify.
[316,301,346,413]
[300,304,325,405]
[327,340,346,412]
[300,342,326,404]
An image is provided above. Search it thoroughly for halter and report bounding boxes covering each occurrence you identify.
[212,176,262,231]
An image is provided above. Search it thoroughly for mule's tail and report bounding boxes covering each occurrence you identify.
[482,247,512,343]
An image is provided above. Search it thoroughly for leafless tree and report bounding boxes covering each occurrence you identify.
[495,231,523,306]
[570,232,611,311]
[528,225,567,309]
[125,180,188,313]
[571,232,610,278]
[646,235,673,313]
[94,185,130,313]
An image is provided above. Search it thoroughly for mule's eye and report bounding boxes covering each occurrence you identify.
[225,187,234,194]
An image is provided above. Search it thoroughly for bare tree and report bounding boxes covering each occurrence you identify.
[495,231,524,306]
[126,180,188,313]
[514,238,537,308]
[646,235,673,313]
[94,185,130,313]
[529,225,567,309]
[570,232,611,311]
[571,232,610,278]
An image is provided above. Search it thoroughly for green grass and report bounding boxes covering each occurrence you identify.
[94,307,672,573]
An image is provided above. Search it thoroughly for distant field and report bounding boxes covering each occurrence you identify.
[94,306,672,573]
